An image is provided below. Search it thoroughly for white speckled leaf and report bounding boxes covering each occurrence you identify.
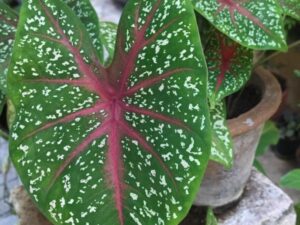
[280,0,300,21]
[0,2,18,93]
[99,21,117,66]
[192,0,287,50]
[206,29,253,104]
[210,101,233,168]
[0,0,107,94]
[8,0,211,225]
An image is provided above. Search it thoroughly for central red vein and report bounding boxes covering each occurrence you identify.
[215,35,237,91]
[106,100,125,225]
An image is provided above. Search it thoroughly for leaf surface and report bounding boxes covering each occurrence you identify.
[256,121,279,157]
[8,0,211,225]
[210,101,233,168]
[205,30,252,104]
[206,208,218,225]
[192,0,287,50]
[280,169,300,190]
[0,1,18,93]
[99,21,117,66]
[280,0,300,21]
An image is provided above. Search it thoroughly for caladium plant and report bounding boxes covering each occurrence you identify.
[1,0,295,224]
[8,0,211,225]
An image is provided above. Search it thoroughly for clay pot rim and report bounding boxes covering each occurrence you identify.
[228,67,282,137]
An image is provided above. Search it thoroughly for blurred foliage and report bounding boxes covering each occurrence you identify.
[280,169,300,190]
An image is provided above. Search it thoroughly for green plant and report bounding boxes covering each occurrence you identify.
[0,0,298,224]
[254,121,280,174]
[280,169,300,190]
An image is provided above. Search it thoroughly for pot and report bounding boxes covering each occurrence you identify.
[194,67,282,208]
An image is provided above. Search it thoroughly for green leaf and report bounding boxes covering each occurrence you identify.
[253,159,266,175]
[210,101,233,168]
[62,0,104,61]
[280,169,300,190]
[206,208,218,225]
[280,0,300,21]
[0,0,106,94]
[8,0,211,225]
[295,70,300,78]
[256,121,280,156]
[205,29,253,104]
[0,1,18,93]
[99,21,117,66]
[192,0,287,50]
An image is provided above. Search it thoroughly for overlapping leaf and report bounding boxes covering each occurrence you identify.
[8,1,211,225]
[0,1,18,93]
[210,101,233,168]
[192,0,287,50]
[206,30,252,105]
[280,0,300,21]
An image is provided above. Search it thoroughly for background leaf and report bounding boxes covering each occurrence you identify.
[205,29,253,104]
[210,101,233,168]
[256,121,280,157]
[206,208,218,225]
[192,0,287,50]
[280,0,300,21]
[8,0,211,225]
[280,169,300,190]
[0,1,18,93]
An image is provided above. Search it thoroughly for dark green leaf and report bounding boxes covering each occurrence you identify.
[253,159,266,175]
[8,0,211,224]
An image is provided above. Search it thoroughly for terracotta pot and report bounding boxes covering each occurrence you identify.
[194,67,282,208]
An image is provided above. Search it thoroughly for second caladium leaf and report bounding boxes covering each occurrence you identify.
[206,30,253,104]
[192,0,287,50]
[210,101,233,168]
[8,1,211,225]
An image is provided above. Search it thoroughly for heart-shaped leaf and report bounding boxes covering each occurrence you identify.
[192,0,287,50]
[280,0,300,21]
[0,1,18,93]
[206,30,253,105]
[8,1,211,225]
[210,101,233,168]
